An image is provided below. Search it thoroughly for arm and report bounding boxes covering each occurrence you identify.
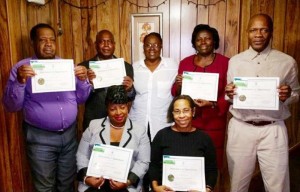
[76,124,105,189]
[204,135,218,189]
[127,126,150,188]
[3,63,35,112]
[74,65,92,104]
[279,60,299,104]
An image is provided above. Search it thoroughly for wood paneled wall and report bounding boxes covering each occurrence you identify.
[0,0,299,191]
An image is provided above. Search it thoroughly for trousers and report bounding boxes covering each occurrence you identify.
[226,118,290,192]
[24,121,78,192]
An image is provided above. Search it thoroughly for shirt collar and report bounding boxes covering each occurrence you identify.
[137,57,167,69]
[248,44,271,60]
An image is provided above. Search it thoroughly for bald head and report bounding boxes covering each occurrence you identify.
[248,14,273,32]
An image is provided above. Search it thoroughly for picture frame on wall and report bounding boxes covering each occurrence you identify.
[131,13,163,63]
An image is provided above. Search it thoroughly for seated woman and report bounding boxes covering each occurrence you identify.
[149,95,217,192]
[76,85,150,192]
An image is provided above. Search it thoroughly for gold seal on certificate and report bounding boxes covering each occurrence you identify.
[239,95,246,101]
[38,78,45,85]
[168,174,174,182]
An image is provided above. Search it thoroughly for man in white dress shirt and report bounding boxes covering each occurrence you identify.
[225,13,299,192]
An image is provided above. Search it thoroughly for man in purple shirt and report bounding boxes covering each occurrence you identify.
[3,23,91,192]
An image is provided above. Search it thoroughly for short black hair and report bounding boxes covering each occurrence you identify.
[30,23,55,41]
[143,32,163,44]
[105,85,128,105]
[167,95,195,123]
[191,24,220,49]
[248,13,274,32]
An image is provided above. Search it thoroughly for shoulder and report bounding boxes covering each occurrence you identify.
[130,120,147,135]
[216,53,230,62]
[154,126,172,138]
[270,49,296,62]
[180,55,194,63]
[77,55,97,68]
[87,118,104,133]
[161,57,179,67]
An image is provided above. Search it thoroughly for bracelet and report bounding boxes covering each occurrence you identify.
[83,176,88,185]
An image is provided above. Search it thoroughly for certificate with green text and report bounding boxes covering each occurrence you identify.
[233,77,279,110]
[89,58,126,89]
[31,59,75,93]
[162,155,206,192]
[87,144,133,183]
[182,71,219,101]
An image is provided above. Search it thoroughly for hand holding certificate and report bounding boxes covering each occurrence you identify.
[89,58,126,89]
[162,155,206,192]
[87,144,133,183]
[233,77,279,110]
[181,71,219,101]
[31,59,75,93]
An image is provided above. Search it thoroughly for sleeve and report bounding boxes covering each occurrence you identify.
[148,131,163,185]
[75,78,92,104]
[283,59,299,105]
[203,134,218,188]
[225,58,234,102]
[2,65,26,112]
[171,61,183,96]
[128,125,150,187]
[76,126,93,180]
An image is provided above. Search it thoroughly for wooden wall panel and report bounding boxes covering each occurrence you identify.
[180,1,197,59]
[224,0,241,57]
[208,0,227,54]
[169,0,181,62]
[1,0,300,191]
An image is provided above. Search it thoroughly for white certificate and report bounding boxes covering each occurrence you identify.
[181,71,219,101]
[31,59,75,93]
[89,58,126,89]
[162,155,206,192]
[87,144,133,183]
[233,77,279,110]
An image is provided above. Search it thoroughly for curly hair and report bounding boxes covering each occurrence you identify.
[191,24,220,50]
[105,85,128,105]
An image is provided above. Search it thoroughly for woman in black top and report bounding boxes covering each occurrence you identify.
[149,95,217,192]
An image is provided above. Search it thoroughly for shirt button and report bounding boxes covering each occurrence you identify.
[257,62,260,64]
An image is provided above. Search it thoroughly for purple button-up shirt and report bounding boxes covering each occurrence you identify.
[3,56,92,131]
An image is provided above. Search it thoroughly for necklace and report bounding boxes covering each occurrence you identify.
[110,123,125,129]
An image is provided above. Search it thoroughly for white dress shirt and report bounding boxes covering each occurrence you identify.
[129,57,178,140]
[227,45,299,121]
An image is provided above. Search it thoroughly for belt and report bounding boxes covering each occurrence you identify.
[245,121,275,126]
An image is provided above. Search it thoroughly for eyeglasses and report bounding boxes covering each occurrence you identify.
[172,109,192,116]
[144,43,161,49]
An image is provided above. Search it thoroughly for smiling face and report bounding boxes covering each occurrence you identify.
[95,30,116,60]
[32,28,56,59]
[143,34,162,62]
[194,30,215,56]
[247,15,273,52]
[107,103,128,127]
[172,99,194,130]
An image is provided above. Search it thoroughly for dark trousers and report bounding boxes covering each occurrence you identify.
[24,122,77,192]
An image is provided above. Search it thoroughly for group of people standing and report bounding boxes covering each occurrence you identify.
[3,13,299,192]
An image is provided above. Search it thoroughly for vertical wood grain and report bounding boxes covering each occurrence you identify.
[1,1,300,191]
[181,0,197,59]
